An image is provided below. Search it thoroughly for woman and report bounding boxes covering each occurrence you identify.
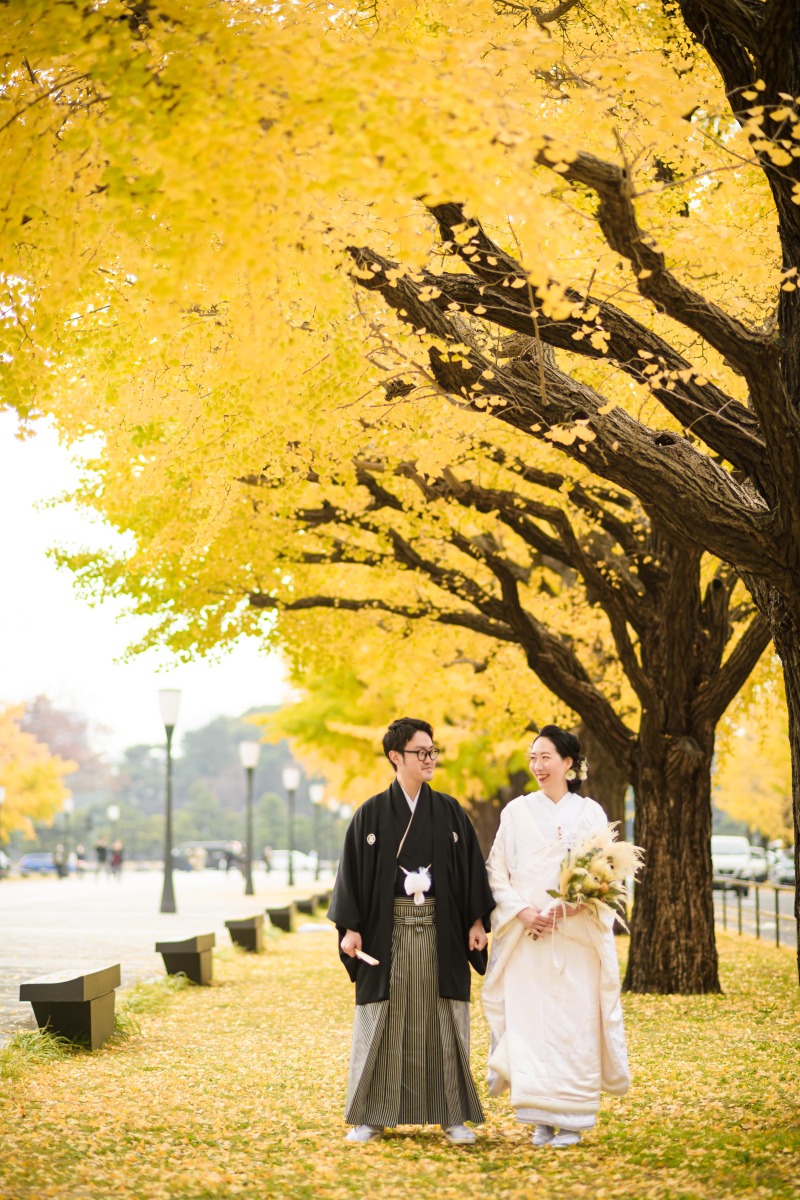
[482,725,630,1148]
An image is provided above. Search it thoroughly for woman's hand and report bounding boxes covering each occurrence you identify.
[516,902,582,938]
[516,906,542,933]
[528,902,581,937]
[340,929,362,958]
[468,918,488,951]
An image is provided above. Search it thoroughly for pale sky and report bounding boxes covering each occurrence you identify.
[0,411,288,759]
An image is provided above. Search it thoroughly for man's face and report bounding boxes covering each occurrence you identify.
[391,729,436,790]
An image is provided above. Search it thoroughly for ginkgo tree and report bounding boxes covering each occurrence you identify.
[0,705,76,842]
[1,0,799,989]
[64,399,768,990]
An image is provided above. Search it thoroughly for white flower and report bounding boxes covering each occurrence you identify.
[565,760,589,782]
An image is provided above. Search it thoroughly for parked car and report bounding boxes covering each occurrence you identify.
[736,845,769,884]
[0,848,10,878]
[18,851,56,876]
[711,835,751,895]
[268,849,317,875]
[769,850,796,886]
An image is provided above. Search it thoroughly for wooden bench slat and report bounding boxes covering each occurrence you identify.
[19,964,121,1004]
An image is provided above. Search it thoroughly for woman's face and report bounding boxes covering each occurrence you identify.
[529,737,573,792]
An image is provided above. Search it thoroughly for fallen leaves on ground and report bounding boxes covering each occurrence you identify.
[1,933,798,1200]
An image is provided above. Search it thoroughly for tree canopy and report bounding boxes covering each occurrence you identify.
[4,0,800,986]
[0,704,75,841]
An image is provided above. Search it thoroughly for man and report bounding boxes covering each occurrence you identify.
[328,717,495,1145]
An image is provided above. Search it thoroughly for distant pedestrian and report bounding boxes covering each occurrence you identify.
[263,845,273,874]
[53,843,68,880]
[110,840,124,881]
[75,843,87,878]
[95,837,109,877]
[188,845,207,872]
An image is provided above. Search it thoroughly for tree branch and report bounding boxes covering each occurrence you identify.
[427,204,767,479]
[679,0,765,55]
[349,246,785,583]
[692,611,773,725]
[532,148,777,384]
[247,590,520,642]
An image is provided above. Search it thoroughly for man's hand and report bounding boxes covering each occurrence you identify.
[340,929,362,958]
[468,918,488,952]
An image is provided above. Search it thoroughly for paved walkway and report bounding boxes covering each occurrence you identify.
[0,867,335,1041]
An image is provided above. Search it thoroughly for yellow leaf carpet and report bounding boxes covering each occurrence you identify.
[1,931,798,1200]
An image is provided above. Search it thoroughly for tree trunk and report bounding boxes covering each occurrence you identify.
[624,713,720,993]
[579,723,628,828]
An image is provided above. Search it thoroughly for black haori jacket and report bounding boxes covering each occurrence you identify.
[327,780,495,1005]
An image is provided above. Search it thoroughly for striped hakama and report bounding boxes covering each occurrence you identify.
[345,898,484,1127]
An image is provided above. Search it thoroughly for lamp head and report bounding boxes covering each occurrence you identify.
[158,688,181,728]
[309,782,325,806]
[62,797,75,815]
[239,740,261,770]
[281,764,301,791]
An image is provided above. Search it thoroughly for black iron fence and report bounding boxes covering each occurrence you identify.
[713,876,796,947]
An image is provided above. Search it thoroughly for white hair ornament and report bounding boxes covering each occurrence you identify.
[565,760,589,782]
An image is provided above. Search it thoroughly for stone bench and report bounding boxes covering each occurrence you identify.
[225,914,264,953]
[19,964,121,1050]
[294,896,321,916]
[155,933,215,985]
[265,903,295,933]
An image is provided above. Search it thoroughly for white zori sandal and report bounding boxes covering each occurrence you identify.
[443,1124,477,1144]
[345,1125,383,1143]
[550,1129,582,1148]
[531,1123,555,1146]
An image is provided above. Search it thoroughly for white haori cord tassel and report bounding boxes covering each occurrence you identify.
[402,865,432,905]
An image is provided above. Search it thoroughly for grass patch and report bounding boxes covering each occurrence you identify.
[0,932,797,1200]
[119,972,191,1016]
[0,1027,75,1081]
[1,974,189,1079]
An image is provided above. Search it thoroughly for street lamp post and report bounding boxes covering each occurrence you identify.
[158,688,181,914]
[309,783,325,880]
[238,740,261,896]
[324,797,337,876]
[281,764,301,887]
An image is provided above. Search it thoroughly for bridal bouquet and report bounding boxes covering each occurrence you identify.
[545,825,643,926]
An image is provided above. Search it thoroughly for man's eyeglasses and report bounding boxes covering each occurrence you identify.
[400,748,440,762]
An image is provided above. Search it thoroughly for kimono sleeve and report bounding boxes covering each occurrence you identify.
[326,809,364,982]
[486,807,530,937]
[327,809,363,931]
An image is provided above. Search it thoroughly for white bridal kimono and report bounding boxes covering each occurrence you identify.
[482,791,630,1130]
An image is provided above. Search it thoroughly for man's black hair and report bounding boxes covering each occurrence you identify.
[383,717,434,769]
